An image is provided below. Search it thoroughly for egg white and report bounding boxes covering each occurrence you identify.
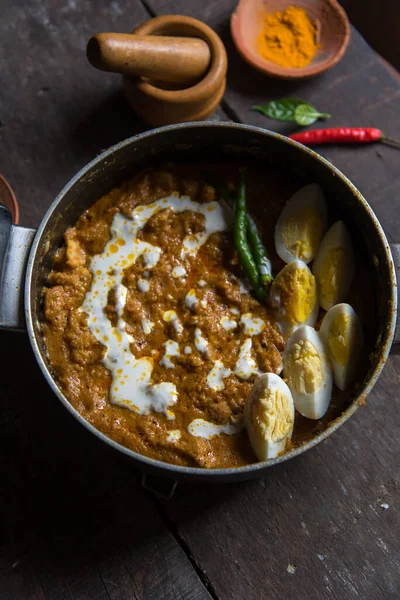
[320,303,364,391]
[270,259,319,337]
[283,325,333,420]
[245,373,295,461]
[275,183,327,264]
[312,220,355,311]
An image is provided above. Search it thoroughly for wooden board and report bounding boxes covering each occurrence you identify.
[1,0,400,599]
[340,0,400,70]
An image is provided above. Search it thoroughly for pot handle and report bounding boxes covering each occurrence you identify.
[0,204,36,331]
[391,243,400,350]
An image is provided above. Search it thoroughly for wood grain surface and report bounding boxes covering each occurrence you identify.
[1,0,399,599]
[340,0,400,71]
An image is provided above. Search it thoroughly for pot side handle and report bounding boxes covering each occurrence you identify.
[0,204,36,331]
[391,243,400,350]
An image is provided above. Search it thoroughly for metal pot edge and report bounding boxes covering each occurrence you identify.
[24,121,398,482]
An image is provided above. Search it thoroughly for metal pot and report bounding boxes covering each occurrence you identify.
[1,122,398,495]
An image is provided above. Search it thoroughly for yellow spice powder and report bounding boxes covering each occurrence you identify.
[257,6,319,69]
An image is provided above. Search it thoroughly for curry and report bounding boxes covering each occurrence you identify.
[41,165,374,468]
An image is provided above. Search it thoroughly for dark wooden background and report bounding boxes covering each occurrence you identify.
[1,1,399,599]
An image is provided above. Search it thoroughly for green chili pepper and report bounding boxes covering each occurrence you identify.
[235,172,266,302]
[246,214,273,285]
[203,171,273,294]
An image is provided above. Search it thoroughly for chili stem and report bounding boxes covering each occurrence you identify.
[381,136,400,149]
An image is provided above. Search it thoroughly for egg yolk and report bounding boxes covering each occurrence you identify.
[281,207,322,261]
[319,247,346,305]
[252,387,293,442]
[275,267,317,324]
[285,340,324,394]
[328,312,354,366]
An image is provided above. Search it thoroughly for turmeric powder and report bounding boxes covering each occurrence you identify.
[257,6,318,69]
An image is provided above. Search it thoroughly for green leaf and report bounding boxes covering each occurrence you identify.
[251,97,331,126]
[251,98,304,122]
[294,104,331,126]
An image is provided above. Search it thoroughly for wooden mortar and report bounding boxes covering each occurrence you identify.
[87,33,211,86]
[87,15,227,126]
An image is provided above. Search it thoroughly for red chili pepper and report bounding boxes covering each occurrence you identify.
[289,127,400,148]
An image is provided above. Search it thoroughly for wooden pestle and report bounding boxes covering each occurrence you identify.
[87,33,211,85]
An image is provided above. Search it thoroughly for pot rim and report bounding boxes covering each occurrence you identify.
[25,121,397,479]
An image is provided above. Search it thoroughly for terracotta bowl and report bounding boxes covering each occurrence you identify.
[0,174,19,224]
[231,0,351,79]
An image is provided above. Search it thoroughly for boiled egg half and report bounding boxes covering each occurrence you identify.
[283,325,333,420]
[245,373,295,460]
[312,220,355,311]
[320,303,364,391]
[275,183,327,264]
[270,259,319,337]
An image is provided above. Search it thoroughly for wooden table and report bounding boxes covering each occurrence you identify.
[1,1,399,598]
